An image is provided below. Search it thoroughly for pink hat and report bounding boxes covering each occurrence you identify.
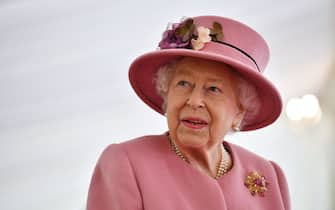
[128,15,282,131]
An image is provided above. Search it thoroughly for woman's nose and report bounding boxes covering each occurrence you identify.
[186,87,205,109]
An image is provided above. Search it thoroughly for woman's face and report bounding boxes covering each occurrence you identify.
[166,57,244,149]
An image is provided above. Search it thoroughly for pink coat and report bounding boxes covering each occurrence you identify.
[87,134,290,210]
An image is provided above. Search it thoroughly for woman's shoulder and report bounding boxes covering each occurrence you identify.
[100,133,169,161]
[225,141,269,163]
[119,133,168,153]
[225,141,282,173]
[122,133,167,146]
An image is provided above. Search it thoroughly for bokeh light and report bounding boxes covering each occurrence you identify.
[285,94,322,125]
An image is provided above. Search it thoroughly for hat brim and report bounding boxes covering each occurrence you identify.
[129,46,282,131]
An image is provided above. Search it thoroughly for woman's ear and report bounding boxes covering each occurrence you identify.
[232,108,246,131]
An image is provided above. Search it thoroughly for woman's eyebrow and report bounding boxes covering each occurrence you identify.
[206,77,227,85]
[207,78,223,82]
[173,69,193,78]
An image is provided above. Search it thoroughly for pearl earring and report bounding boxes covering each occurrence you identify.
[233,125,240,132]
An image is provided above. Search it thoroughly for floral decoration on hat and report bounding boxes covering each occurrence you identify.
[244,171,268,196]
[158,18,224,51]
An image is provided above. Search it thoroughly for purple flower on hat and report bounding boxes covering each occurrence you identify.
[159,19,194,49]
[158,29,190,49]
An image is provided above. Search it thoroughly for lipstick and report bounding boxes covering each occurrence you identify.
[181,117,208,129]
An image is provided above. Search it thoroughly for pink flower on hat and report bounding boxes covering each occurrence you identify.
[191,26,211,50]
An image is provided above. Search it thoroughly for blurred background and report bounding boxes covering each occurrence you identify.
[0,0,334,209]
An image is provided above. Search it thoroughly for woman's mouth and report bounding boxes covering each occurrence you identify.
[181,117,208,129]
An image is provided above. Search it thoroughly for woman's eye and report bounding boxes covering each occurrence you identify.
[177,80,189,87]
[208,86,221,93]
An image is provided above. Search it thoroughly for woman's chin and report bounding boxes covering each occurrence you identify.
[176,130,208,148]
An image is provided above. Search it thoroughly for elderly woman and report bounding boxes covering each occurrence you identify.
[87,16,290,210]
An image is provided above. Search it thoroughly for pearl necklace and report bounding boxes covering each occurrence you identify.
[168,137,230,179]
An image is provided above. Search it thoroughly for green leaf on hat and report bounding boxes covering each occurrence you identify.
[184,19,194,29]
[176,19,193,35]
[175,27,186,37]
[182,23,195,41]
[212,22,224,40]
[175,19,195,42]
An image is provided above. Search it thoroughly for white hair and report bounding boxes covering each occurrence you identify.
[154,58,261,130]
[154,59,179,111]
[234,75,261,129]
